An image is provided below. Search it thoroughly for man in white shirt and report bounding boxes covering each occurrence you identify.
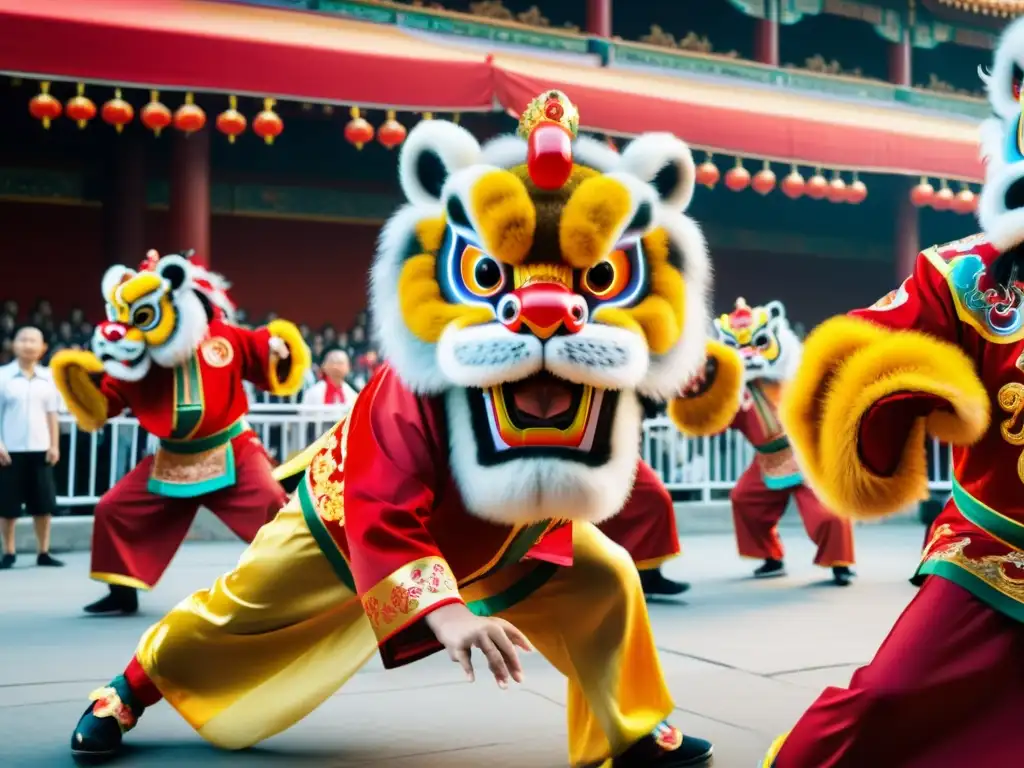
[299,348,358,440]
[0,326,64,569]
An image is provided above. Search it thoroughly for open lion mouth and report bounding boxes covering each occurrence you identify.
[502,371,584,430]
[100,349,147,368]
[464,371,620,467]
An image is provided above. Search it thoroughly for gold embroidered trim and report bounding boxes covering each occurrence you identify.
[308,408,357,525]
[361,556,460,640]
[927,535,1024,601]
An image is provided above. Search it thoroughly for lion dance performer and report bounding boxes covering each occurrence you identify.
[69,92,741,767]
[759,23,1024,767]
[51,251,310,616]
[669,298,855,585]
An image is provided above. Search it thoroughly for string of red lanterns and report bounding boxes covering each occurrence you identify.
[910,177,978,215]
[697,157,870,204]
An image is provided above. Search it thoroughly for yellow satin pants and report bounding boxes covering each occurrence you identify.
[134,497,674,767]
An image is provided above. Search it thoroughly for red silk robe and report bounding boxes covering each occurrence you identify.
[298,365,574,668]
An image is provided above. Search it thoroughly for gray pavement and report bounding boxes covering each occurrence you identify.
[0,523,927,768]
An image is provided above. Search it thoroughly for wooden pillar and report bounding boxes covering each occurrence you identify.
[586,0,611,37]
[888,29,912,87]
[103,135,146,266]
[169,128,211,266]
[754,0,779,67]
[895,178,920,279]
[889,24,916,278]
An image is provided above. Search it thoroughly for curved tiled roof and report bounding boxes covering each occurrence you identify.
[936,0,1024,17]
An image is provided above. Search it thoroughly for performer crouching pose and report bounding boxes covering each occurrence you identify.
[762,22,1024,766]
[669,299,855,585]
[51,251,310,615]
[68,92,741,766]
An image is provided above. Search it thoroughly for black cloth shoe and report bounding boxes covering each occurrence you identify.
[608,722,714,766]
[639,568,691,597]
[38,552,64,567]
[84,586,138,616]
[832,565,855,587]
[0,553,15,569]
[753,559,786,579]
[71,674,145,762]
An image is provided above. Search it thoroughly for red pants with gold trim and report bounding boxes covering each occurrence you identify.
[598,461,680,569]
[772,576,1024,767]
[730,462,854,567]
[90,440,285,589]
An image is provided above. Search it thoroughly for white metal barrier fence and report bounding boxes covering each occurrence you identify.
[53,408,954,508]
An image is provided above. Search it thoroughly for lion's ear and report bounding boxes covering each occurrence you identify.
[101,266,135,304]
[765,300,786,321]
[156,254,193,292]
[399,120,482,206]
[616,133,697,213]
[983,19,1024,121]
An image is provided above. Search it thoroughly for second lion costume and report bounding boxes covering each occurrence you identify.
[669,298,855,585]
[51,252,310,615]
[68,93,740,767]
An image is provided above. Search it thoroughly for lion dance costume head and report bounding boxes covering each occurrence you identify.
[93,250,235,382]
[980,18,1024,262]
[371,91,711,525]
[713,298,799,385]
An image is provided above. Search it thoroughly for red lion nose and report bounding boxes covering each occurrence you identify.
[499,282,588,339]
[100,322,128,342]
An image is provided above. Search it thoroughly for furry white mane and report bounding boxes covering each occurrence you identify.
[978,17,1024,251]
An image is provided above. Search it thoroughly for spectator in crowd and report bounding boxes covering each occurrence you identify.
[302,348,358,409]
[0,326,64,569]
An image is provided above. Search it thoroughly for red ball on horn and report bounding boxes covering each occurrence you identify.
[519,90,579,191]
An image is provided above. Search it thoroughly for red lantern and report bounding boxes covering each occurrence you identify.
[378,110,407,150]
[101,88,134,133]
[66,83,96,129]
[216,94,247,144]
[780,167,805,199]
[910,178,934,208]
[345,106,375,150]
[933,183,955,212]
[28,81,62,129]
[751,162,776,195]
[805,171,829,200]
[141,90,172,137]
[846,175,868,204]
[696,156,720,189]
[173,92,206,135]
[826,174,847,204]
[953,186,977,215]
[724,160,750,192]
[253,97,283,145]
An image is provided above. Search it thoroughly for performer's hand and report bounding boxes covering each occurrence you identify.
[45,446,60,466]
[425,602,533,688]
[269,336,290,360]
[0,443,10,467]
[680,356,718,398]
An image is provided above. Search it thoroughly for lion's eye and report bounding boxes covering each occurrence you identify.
[132,306,156,329]
[753,332,772,349]
[460,245,507,298]
[582,250,631,300]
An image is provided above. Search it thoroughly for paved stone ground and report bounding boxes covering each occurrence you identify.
[1,523,926,768]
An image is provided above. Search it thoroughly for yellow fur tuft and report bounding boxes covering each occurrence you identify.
[624,295,680,356]
[469,170,536,265]
[668,341,743,436]
[398,254,488,342]
[51,350,108,433]
[266,319,312,397]
[414,215,447,254]
[780,316,989,519]
[559,176,634,269]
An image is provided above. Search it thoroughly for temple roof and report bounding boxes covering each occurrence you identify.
[935,0,1024,17]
